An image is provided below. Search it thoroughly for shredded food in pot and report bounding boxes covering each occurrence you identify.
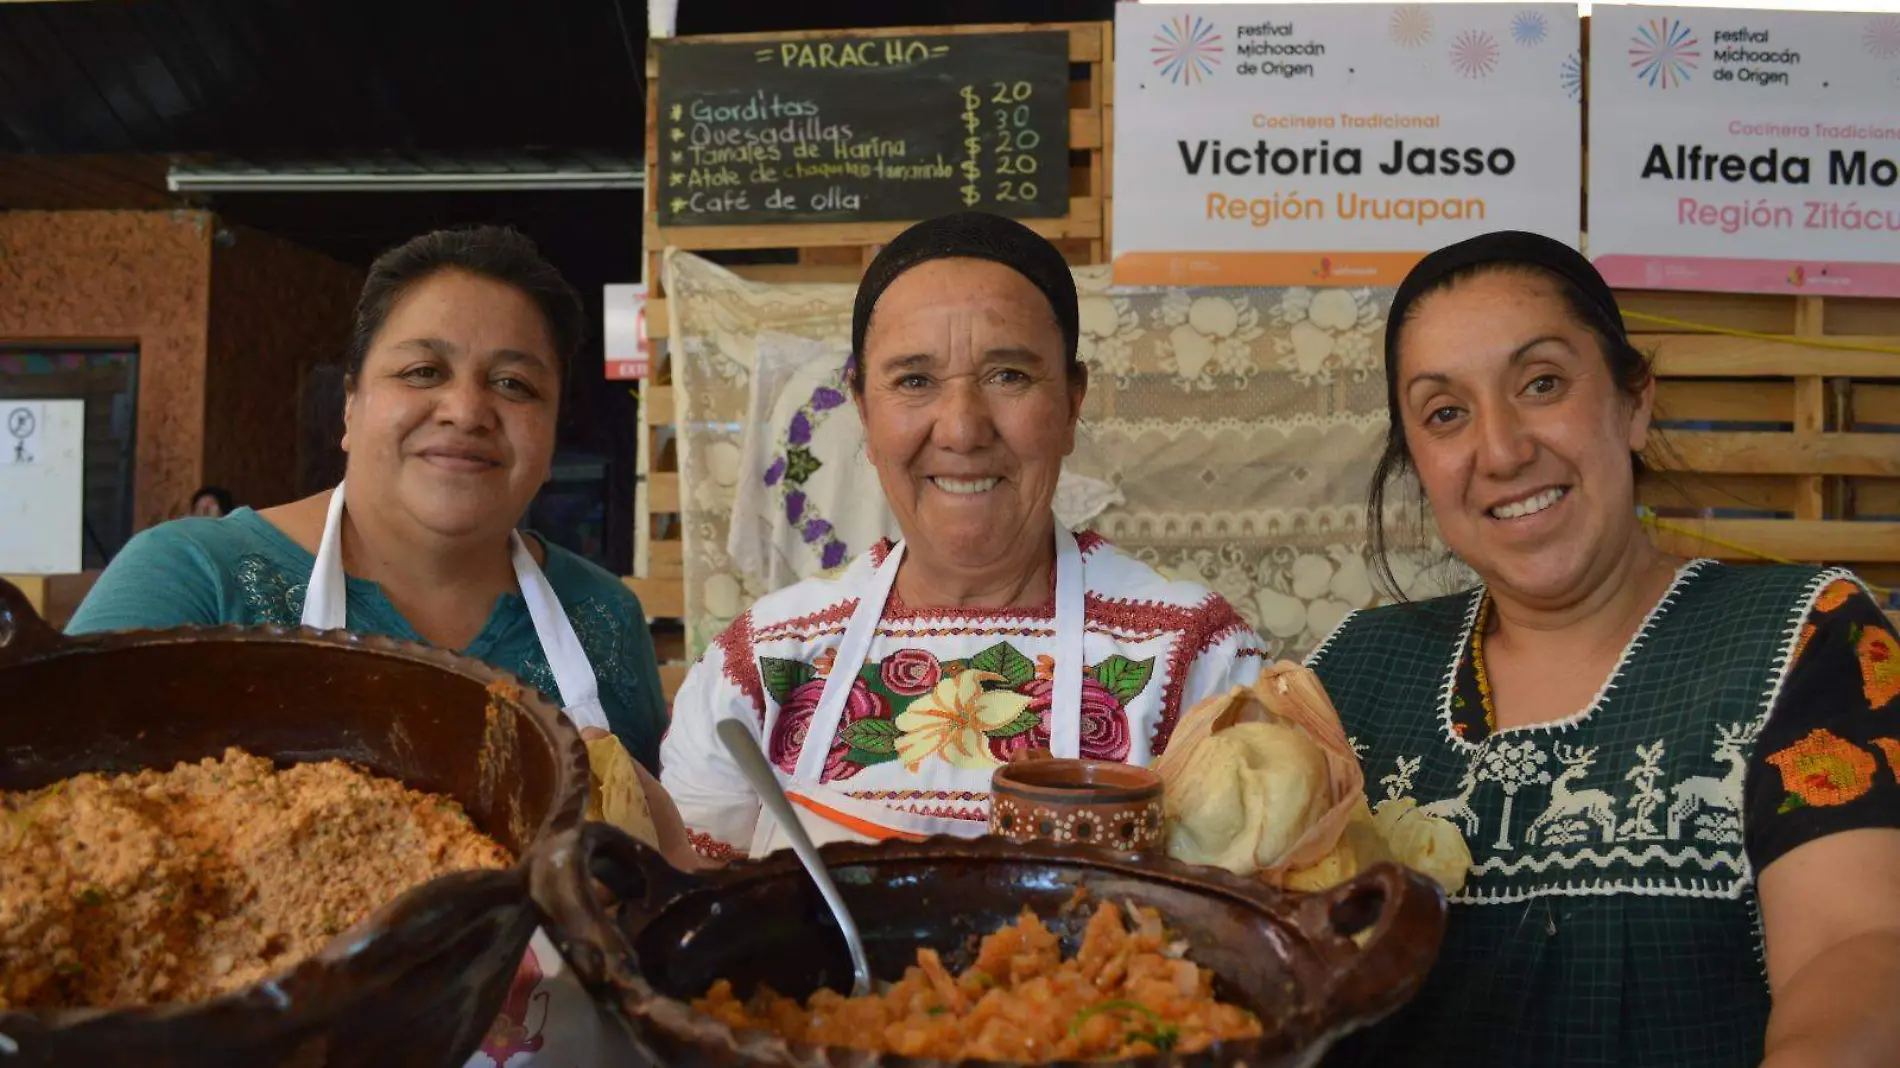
[695,902,1264,1062]
[0,748,512,1010]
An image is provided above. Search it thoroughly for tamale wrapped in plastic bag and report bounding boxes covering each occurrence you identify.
[1151,662,1366,883]
[1154,661,1471,894]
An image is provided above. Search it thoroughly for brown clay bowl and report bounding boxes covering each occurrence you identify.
[0,578,589,1067]
[990,755,1167,853]
[532,822,1448,1068]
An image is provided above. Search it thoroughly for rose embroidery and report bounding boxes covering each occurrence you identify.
[758,644,1154,779]
[767,677,890,783]
[987,678,1133,764]
[880,648,942,696]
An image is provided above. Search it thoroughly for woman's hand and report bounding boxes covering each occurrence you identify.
[1759,827,1900,1068]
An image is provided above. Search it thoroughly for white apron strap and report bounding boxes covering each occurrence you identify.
[300,484,352,632]
[1048,525,1085,760]
[790,542,906,784]
[508,533,609,732]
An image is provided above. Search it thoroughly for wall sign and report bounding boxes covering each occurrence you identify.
[1589,6,1900,297]
[604,284,650,381]
[1113,3,1581,287]
[3,403,41,466]
[655,32,1072,227]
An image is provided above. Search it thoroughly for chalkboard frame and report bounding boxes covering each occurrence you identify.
[642,22,1107,259]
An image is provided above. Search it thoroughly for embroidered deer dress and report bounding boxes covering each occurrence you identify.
[662,531,1266,861]
[1309,561,1900,1068]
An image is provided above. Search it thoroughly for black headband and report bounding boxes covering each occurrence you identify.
[851,212,1080,373]
[1385,231,1627,362]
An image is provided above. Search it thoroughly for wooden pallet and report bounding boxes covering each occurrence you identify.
[630,22,1113,702]
[1629,291,1900,596]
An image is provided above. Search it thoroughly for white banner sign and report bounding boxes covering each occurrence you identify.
[0,400,83,575]
[1589,5,1900,297]
[1113,3,1581,287]
[603,283,651,381]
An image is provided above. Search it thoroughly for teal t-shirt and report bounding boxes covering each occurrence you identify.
[67,508,669,771]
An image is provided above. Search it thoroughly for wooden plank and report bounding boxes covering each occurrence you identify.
[624,577,686,618]
[643,386,675,426]
[1640,474,1798,514]
[647,538,685,580]
[0,575,48,617]
[1791,300,1828,520]
[645,297,668,340]
[1070,109,1102,150]
[1852,479,1900,518]
[1618,291,1795,335]
[1653,380,1793,424]
[649,197,1102,251]
[1852,383,1900,427]
[1649,335,1900,379]
[659,663,691,704]
[1646,518,1900,564]
[648,472,681,513]
[652,625,687,661]
[1821,298,1900,338]
[1661,432,1900,477]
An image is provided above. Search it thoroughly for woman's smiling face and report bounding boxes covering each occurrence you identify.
[855,257,1084,574]
[1394,269,1655,607]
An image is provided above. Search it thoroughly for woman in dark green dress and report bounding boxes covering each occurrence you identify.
[1313,232,1900,1068]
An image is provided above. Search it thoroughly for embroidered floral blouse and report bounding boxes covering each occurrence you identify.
[1449,577,1900,873]
[661,532,1266,860]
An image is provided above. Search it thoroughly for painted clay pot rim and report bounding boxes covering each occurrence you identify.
[991,757,1162,804]
[537,824,1450,1068]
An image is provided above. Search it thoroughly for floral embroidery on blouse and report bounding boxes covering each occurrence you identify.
[1768,728,1878,811]
[1813,578,1858,614]
[234,553,305,626]
[1857,622,1899,710]
[761,641,1154,781]
[516,597,639,712]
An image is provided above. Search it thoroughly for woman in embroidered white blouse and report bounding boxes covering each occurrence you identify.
[660,212,1266,862]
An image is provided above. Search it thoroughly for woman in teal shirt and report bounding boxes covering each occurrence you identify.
[69,225,667,772]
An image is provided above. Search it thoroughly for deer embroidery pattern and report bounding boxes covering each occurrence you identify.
[1525,743,1619,846]
[1421,755,1481,839]
[1667,722,1751,841]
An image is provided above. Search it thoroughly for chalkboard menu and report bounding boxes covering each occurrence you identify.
[655,32,1072,228]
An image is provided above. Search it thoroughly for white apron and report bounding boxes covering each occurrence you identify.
[750,525,1086,855]
[303,485,630,1068]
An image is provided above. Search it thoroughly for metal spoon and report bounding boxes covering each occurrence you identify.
[716,717,875,998]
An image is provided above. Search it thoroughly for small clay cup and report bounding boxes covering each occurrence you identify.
[989,750,1166,853]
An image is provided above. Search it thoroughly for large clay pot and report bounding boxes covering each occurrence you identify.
[533,823,1448,1068]
[0,578,588,1067]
